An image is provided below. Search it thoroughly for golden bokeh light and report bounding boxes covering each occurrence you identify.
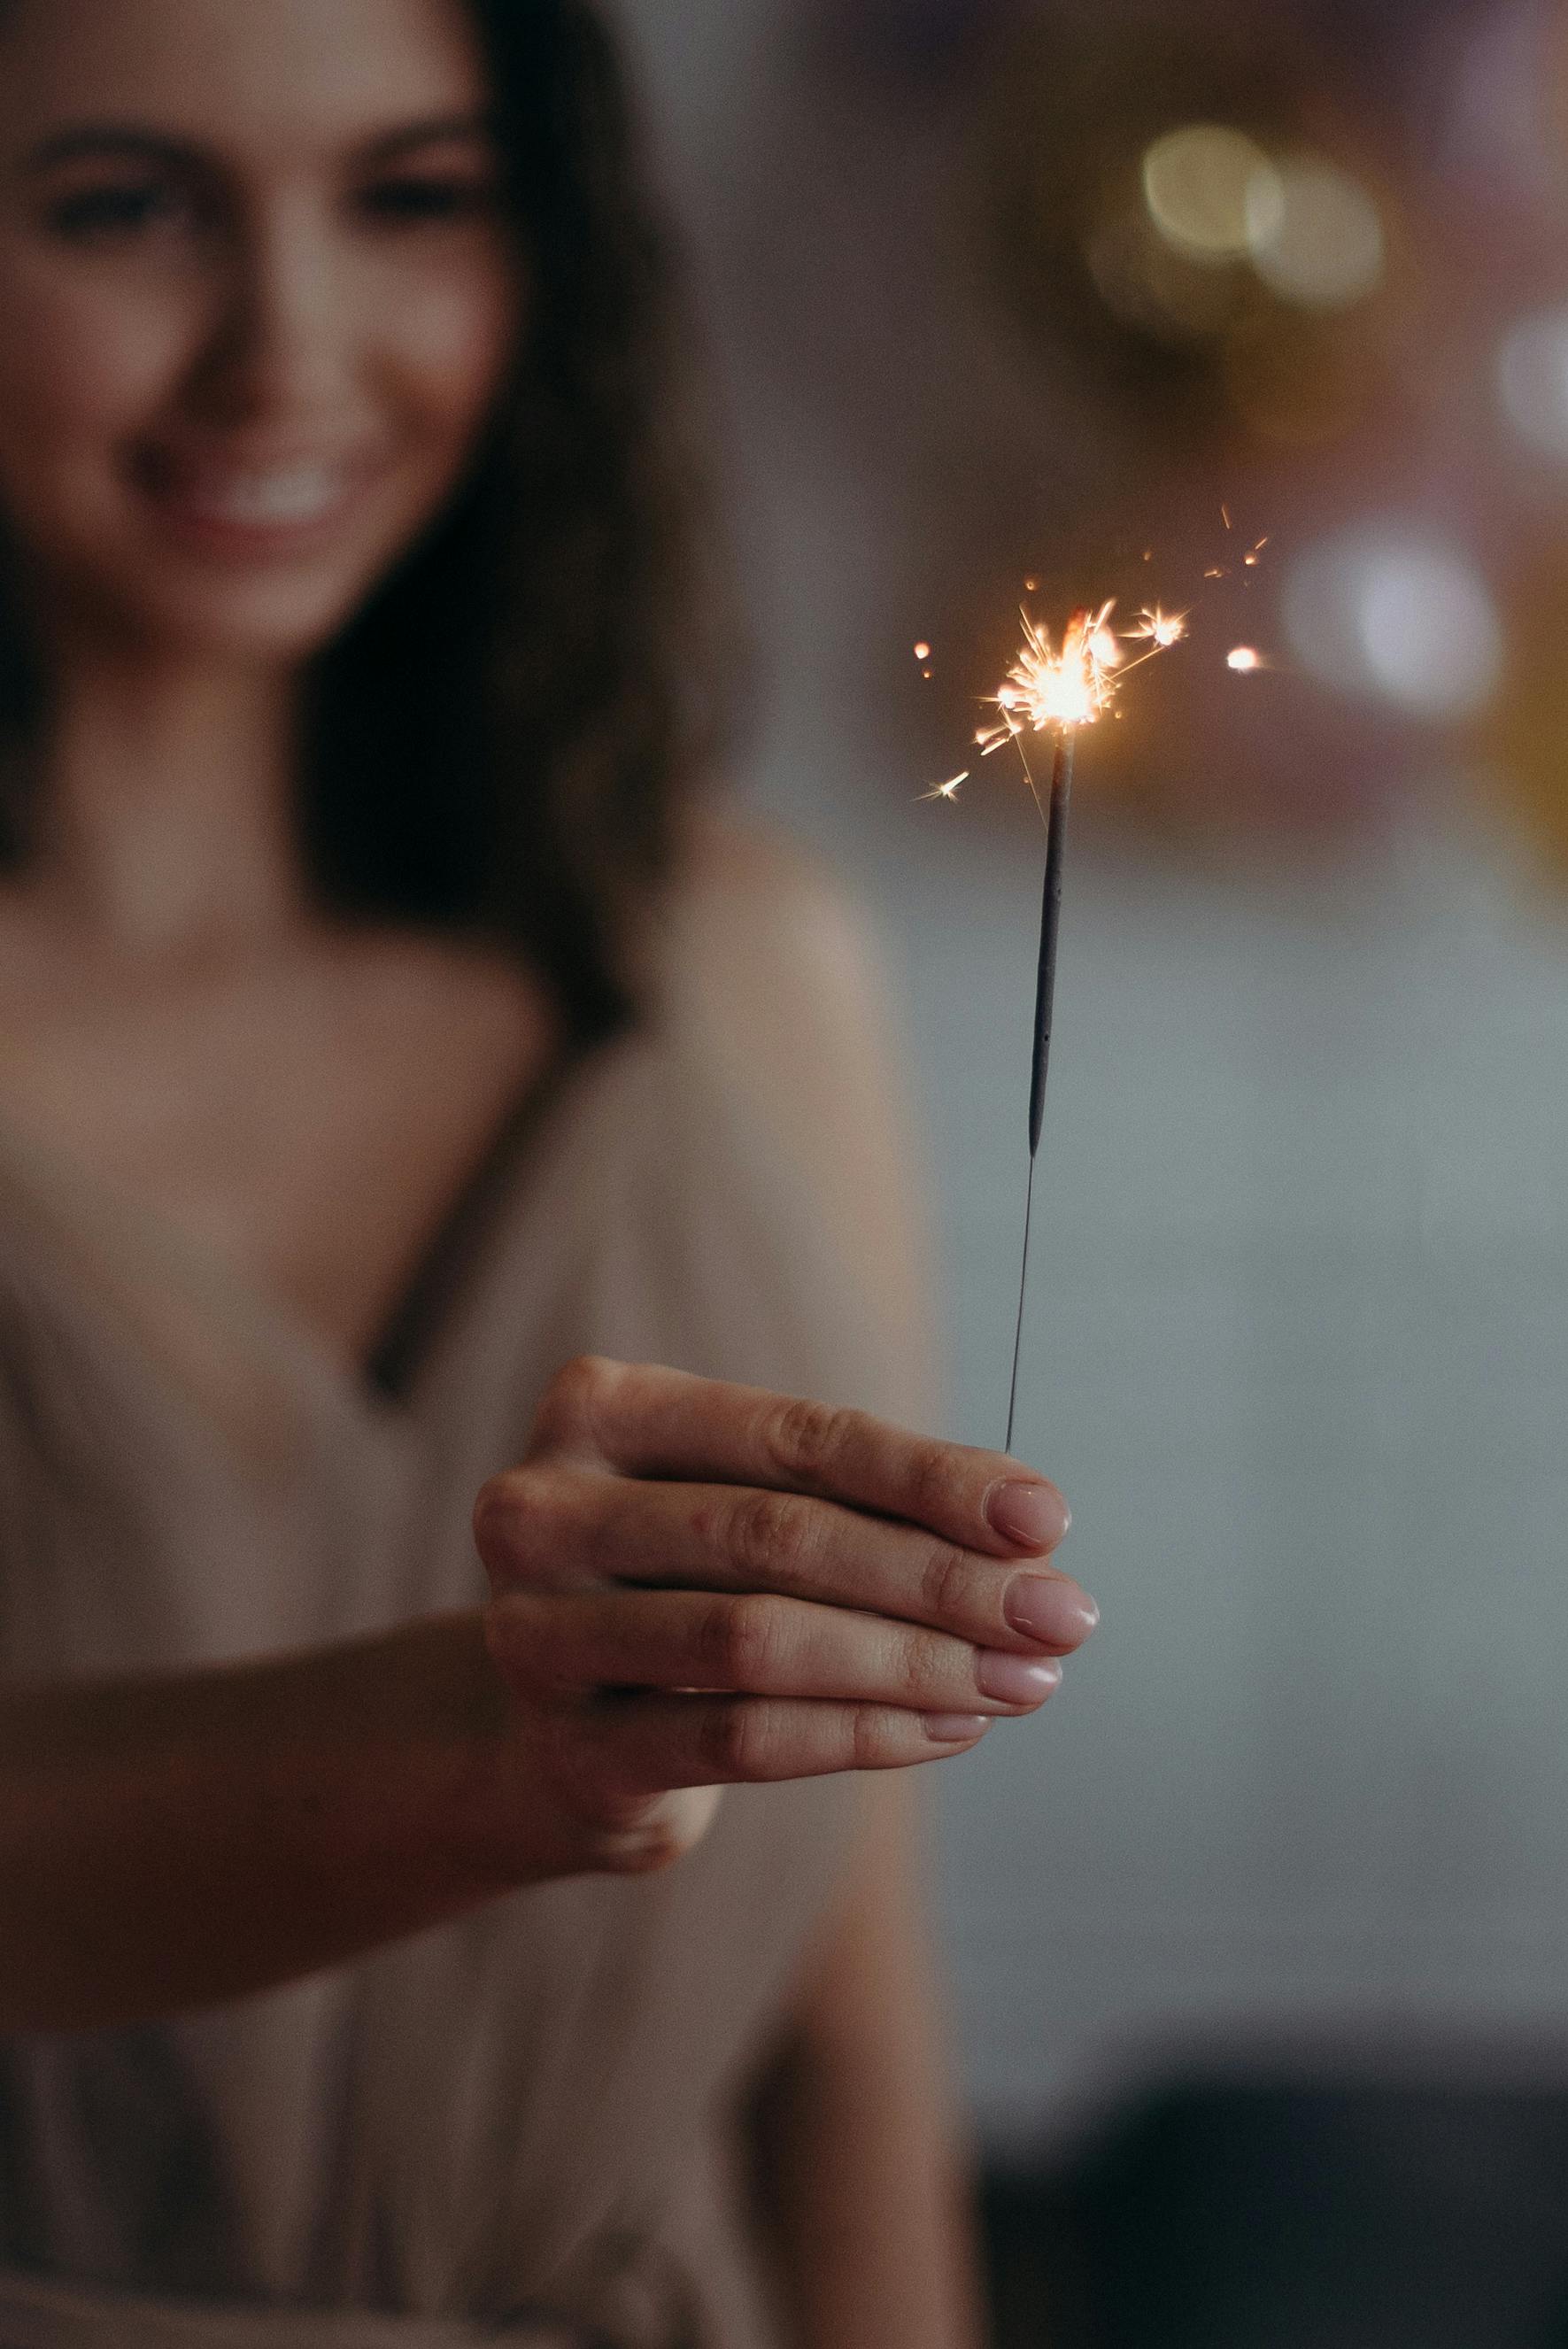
[1142,123,1281,262]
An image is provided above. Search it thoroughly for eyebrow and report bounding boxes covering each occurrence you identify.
[24,113,496,176]
[358,114,497,164]
[24,127,201,174]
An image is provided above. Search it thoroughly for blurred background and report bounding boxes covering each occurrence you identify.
[614,2,1568,2340]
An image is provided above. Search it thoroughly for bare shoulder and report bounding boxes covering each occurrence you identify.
[666,803,901,1094]
[667,807,934,1385]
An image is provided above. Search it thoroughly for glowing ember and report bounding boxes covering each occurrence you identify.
[914,640,931,661]
[1227,645,1264,671]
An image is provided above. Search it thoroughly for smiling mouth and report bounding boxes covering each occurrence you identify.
[127,445,375,545]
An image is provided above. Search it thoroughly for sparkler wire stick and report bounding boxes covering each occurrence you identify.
[962,592,1195,1449]
[1005,730,1075,1454]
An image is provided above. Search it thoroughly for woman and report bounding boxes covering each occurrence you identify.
[0,1,1098,2343]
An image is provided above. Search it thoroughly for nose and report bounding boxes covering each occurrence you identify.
[187,198,353,429]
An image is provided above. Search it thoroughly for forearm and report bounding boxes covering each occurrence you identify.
[0,1611,524,2031]
[751,1784,985,2349]
[753,2027,984,2349]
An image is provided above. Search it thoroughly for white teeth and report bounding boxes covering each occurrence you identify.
[182,467,345,525]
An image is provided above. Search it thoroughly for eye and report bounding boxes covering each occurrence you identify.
[356,173,502,228]
[43,179,198,246]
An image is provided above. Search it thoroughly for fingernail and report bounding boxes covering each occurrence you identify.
[923,1713,990,1743]
[1004,1574,1101,1650]
[985,1480,1071,1551]
[976,1650,1063,1704]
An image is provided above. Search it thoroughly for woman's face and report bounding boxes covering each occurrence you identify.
[0,0,521,665]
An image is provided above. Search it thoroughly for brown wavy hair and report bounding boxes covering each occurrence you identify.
[0,0,725,1037]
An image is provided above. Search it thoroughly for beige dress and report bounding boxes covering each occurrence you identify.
[0,974,926,2348]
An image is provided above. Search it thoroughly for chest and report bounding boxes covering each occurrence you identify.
[0,931,553,1372]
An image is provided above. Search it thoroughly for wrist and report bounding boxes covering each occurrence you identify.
[347,1611,545,1899]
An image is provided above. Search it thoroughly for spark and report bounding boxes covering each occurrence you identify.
[1222,504,1233,530]
[1204,567,1227,580]
[926,560,1223,824]
[914,640,931,661]
[975,601,1123,759]
[972,594,1191,781]
[1130,605,1189,649]
[1227,645,1265,671]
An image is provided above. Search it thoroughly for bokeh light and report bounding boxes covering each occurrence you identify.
[1248,154,1385,312]
[1284,529,1503,720]
[1141,124,1282,261]
[1496,306,1568,464]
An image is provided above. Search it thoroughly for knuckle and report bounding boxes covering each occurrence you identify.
[730,1487,817,1586]
[919,1541,977,1627]
[896,1624,954,1705]
[695,1594,779,1690]
[761,1393,847,1486]
[531,1354,621,1456]
[699,1698,770,1782]
[472,1467,545,1581]
[904,1437,966,1528]
[847,1704,900,1772]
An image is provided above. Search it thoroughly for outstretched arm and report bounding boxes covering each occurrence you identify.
[0,1611,518,2031]
[0,1355,1088,2033]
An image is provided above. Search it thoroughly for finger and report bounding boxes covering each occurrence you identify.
[478,1465,1098,1656]
[593,1692,993,1791]
[487,1588,1063,1714]
[528,1358,1071,1559]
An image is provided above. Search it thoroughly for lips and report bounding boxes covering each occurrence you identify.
[171,463,348,527]
[127,442,377,551]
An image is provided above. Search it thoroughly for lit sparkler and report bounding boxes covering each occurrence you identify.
[916,558,1263,1447]
[978,597,1189,1450]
